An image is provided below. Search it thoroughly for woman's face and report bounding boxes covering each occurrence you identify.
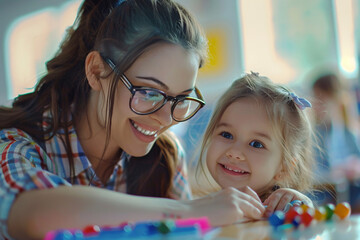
[206,98,283,196]
[101,43,200,156]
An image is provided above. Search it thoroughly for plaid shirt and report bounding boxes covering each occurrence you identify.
[0,119,191,239]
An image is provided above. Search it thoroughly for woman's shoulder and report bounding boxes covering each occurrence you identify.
[0,127,51,171]
[0,127,45,158]
[0,127,35,143]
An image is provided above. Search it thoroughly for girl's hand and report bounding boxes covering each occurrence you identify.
[262,188,313,217]
[188,186,265,226]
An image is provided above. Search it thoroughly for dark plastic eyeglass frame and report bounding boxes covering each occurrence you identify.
[100,54,206,122]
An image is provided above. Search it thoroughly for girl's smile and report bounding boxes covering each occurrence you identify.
[219,163,251,176]
[206,97,283,194]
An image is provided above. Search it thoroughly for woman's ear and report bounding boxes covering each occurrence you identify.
[85,51,108,91]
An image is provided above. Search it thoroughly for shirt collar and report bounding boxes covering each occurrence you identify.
[44,122,92,178]
[42,110,128,179]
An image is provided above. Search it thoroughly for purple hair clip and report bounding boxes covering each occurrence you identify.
[289,92,312,110]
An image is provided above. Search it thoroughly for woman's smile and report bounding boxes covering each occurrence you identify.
[129,119,159,143]
[131,120,158,136]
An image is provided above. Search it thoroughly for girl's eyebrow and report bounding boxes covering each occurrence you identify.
[216,122,272,141]
[216,122,231,128]
[136,76,194,93]
[252,131,272,141]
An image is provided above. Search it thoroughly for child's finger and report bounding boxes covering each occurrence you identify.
[236,190,265,215]
[237,197,264,219]
[274,194,294,211]
[263,191,285,216]
[238,186,262,203]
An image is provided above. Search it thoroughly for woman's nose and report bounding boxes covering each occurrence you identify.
[226,148,245,161]
[151,101,173,126]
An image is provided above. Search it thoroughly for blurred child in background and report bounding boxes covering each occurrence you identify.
[311,73,360,210]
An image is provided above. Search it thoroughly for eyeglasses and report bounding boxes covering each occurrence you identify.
[101,55,205,122]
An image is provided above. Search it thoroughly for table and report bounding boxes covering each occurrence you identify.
[212,215,360,239]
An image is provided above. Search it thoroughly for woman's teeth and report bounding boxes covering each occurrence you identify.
[133,122,157,136]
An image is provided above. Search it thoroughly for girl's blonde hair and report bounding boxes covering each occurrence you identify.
[194,72,315,199]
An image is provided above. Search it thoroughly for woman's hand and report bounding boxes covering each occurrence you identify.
[187,186,265,226]
[263,188,313,217]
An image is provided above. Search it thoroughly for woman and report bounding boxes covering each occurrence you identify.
[0,1,264,239]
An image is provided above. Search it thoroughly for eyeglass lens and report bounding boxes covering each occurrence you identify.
[172,98,202,120]
[131,89,201,120]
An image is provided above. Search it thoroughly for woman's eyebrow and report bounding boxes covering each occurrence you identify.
[136,76,168,89]
[136,76,194,93]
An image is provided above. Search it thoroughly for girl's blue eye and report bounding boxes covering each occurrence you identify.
[220,131,233,139]
[249,140,264,148]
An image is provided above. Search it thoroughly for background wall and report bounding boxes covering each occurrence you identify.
[2,1,358,102]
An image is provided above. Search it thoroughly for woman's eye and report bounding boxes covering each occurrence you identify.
[138,90,163,102]
[249,140,264,148]
[220,131,233,139]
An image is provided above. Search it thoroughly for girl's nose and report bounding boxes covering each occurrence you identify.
[226,149,246,161]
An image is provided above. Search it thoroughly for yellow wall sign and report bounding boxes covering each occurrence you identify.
[199,29,228,76]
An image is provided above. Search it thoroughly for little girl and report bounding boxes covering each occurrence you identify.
[193,72,315,217]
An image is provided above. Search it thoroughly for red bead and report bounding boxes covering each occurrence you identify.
[285,206,303,223]
[82,225,101,235]
[119,222,130,228]
[301,208,314,227]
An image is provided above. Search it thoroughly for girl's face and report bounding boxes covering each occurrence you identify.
[101,43,200,157]
[206,98,283,196]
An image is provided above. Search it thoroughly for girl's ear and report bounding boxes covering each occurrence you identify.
[273,163,286,181]
[274,172,283,181]
[274,158,296,181]
[85,51,108,91]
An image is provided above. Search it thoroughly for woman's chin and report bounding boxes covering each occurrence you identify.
[125,142,155,157]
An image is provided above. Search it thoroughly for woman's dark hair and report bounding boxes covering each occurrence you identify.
[0,0,208,198]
